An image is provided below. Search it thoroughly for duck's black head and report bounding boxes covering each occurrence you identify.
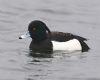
[28,20,51,42]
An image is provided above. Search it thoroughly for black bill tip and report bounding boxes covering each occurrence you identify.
[19,37,22,39]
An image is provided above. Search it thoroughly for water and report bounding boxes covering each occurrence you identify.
[0,0,100,80]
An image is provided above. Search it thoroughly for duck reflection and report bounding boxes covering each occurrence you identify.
[28,49,53,58]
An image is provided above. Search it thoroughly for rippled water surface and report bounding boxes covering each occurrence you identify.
[0,0,100,80]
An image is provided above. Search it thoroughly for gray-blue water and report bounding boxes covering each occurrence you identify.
[0,0,100,80]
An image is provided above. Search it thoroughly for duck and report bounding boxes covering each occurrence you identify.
[19,20,90,53]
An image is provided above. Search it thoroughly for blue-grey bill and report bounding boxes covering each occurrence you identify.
[19,31,30,39]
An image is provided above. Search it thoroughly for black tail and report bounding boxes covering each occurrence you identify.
[79,40,90,52]
[73,35,90,52]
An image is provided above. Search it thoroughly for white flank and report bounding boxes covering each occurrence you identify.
[52,39,82,52]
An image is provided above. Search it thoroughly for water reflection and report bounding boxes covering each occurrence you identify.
[18,47,88,80]
[27,78,34,80]
[24,50,87,80]
[27,49,87,64]
[28,49,53,58]
[28,49,86,59]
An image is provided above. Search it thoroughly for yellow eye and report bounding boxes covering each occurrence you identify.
[33,28,36,31]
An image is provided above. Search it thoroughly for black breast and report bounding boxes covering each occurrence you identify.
[29,39,53,54]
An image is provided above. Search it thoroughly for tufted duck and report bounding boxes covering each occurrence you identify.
[19,20,90,53]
